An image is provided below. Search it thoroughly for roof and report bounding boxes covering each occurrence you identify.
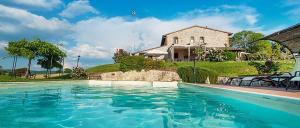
[262,23,300,54]
[212,47,245,51]
[163,25,233,36]
[133,46,169,54]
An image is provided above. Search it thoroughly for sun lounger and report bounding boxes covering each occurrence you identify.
[286,71,300,90]
[225,75,273,86]
[239,75,277,87]
[269,72,292,88]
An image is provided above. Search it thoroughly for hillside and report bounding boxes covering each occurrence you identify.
[86,61,295,77]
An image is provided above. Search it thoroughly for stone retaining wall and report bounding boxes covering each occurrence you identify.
[90,70,180,82]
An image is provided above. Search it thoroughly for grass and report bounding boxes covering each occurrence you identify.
[86,63,120,73]
[0,74,72,82]
[86,61,295,77]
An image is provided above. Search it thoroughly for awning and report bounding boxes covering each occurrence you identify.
[262,23,300,54]
[145,49,168,55]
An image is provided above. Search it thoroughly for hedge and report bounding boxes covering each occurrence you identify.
[177,66,219,84]
[119,56,165,72]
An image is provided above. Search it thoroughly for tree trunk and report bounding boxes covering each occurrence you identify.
[62,58,64,75]
[25,59,32,79]
[14,56,18,78]
[46,68,49,78]
[49,55,53,77]
[11,56,15,76]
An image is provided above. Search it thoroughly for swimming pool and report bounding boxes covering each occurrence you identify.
[0,81,299,128]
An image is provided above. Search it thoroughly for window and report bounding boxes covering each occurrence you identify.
[190,36,195,44]
[174,53,179,58]
[173,37,178,44]
[200,37,204,44]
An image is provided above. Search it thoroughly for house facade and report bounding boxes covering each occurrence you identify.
[134,26,243,61]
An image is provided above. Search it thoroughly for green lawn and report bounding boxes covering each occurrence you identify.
[86,61,295,77]
[86,63,120,74]
[0,74,72,82]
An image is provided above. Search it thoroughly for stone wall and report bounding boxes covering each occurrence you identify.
[165,26,230,47]
[92,70,180,82]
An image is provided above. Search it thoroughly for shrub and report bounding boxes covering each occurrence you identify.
[249,60,279,74]
[119,56,145,72]
[207,49,225,62]
[247,53,265,60]
[144,58,165,71]
[177,66,219,84]
[71,67,87,79]
[112,50,130,63]
[119,56,165,72]
[223,51,236,61]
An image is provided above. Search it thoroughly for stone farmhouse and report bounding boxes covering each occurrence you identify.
[133,26,243,61]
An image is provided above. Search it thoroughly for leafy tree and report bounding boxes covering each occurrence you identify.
[194,47,205,60]
[223,51,236,61]
[249,60,279,74]
[254,40,273,59]
[4,40,23,77]
[207,49,224,62]
[113,50,130,63]
[36,41,66,77]
[272,43,282,60]
[20,39,39,78]
[230,31,264,53]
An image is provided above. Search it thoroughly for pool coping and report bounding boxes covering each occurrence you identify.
[185,83,300,100]
[1,80,299,100]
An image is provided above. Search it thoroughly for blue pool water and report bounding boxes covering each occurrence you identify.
[0,81,300,128]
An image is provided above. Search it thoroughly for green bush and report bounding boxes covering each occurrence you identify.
[144,58,165,71]
[119,56,165,72]
[177,66,219,84]
[119,56,145,72]
[249,60,279,74]
[112,50,130,63]
[223,51,236,61]
[207,49,224,62]
[71,67,87,79]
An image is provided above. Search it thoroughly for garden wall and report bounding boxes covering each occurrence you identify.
[91,70,180,82]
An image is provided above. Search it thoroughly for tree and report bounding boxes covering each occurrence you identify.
[254,40,273,59]
[272,42,282,60]
[194,47,205,60]
[112,49,130,63]
[36,41,66,77]
[230,31,264,53]
[20,39,39,78]
[4,40,23,77]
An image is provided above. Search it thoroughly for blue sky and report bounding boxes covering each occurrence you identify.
[0,0,299,70]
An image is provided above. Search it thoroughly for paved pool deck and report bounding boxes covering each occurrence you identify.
[191,83,300,100]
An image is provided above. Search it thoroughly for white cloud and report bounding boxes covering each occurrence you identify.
[59,0,99,18]
[0,41,8,49]
[287,7,300,17]
[282,0,300,18]
[67,44,109,59]
[284,0,300,6]
[69,5,260,59]
[245,15,258,25]
[181,5,259,26]
[0,4,263,65]
[0,4,71,41]
[10,0,62,9]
